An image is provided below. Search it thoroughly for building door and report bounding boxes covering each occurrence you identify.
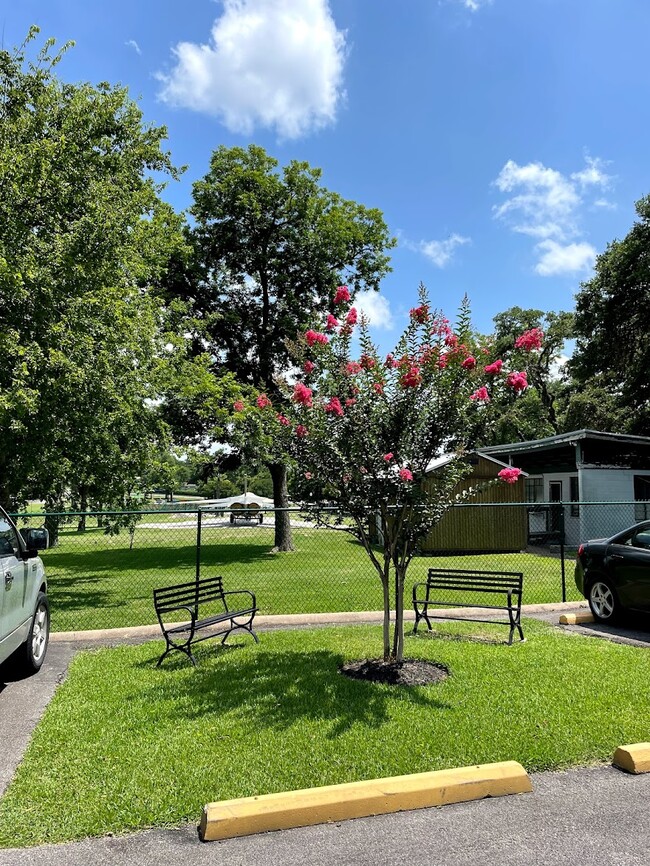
[549,481,562,533]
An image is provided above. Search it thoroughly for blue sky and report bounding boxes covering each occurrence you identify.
[4,0,650,351]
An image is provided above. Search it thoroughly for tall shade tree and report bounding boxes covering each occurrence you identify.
[0,28,185,513]
[164,144,395,550]
[235,287,533,662]
[567,194,650,435]
[473,307,575,445]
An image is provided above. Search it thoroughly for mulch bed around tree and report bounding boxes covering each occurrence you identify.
[340,658,450,687]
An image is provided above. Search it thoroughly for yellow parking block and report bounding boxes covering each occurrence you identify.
[559,612,594,624]
[199,761,532,841]
[613,744,650,774]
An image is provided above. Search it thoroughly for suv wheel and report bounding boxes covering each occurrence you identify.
[18,592,50,675]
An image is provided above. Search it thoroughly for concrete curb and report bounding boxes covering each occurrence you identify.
[559,612,594,625]
[613,743,650,774]
[199,761,533,842]
[50,601,589,643]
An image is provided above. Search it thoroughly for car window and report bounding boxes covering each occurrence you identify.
[0,516,20,558]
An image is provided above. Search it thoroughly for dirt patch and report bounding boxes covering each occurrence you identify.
[340,658,450,687]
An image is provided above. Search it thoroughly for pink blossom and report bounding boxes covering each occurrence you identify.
[384,353,399,368]
[276,413,291,426]
[346,361,362,375]
[333,285,351,304]
[304,472,313,480]
[461,356,476,370]
[342,473,351,483]
[399,468,414,482]
[431,317,452,338]
[409,304,429,324]
[360,353,376,370]
[295,424,309,438]
[324,397,344,417]
[325,313,339,332]
[303,360,315,374]
[373,382,384,395]
[438,353,448,369]
[345,307,358,326]
[256,394,272,409]
[445,334,459,348]
[470,386,490,403]
[400,366,422,388]
[498,467,522,484]
[514,328,543,351]
[484,359,503,375]
[233,400,245,412]
[305,329,328,347]
[293,383,313,407]
[383,452,394,461]
[345,398,357,407]
[419,345,436,365]
[506,371,528,394]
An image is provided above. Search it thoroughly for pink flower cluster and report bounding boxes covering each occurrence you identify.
[470,386,490,403]
[461,356,476,370]
[484,359,503,375]
[498,466,522,484]
[506,371,528,394]
[295,424,309,438]
[515,328,543,351]
[333,285,350,304]
[399,468,413,482]
[303,360,315,374]
[399,365,422,388]
[305,329,328,347]
[409,304,429,324]
[276,413,290,426]
[233,400,245,412]
[346,361,362,375]
[325,314,339,332]
[256,394,272,409]
[324,396,344,417]
[293,382,313,407]
[345,308,358,326]
[360,353,375,370]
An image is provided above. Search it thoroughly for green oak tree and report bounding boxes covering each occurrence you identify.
[0,28,185,517]
[163,144,395,550]
[566,195,650,435]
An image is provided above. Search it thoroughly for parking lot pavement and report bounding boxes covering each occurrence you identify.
[0,765,648,866]
[529,605,650,648]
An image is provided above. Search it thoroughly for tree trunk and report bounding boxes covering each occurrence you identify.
[392,564,406,662]
[268,461,294,552]
[77,487,88,533]
[44,512,60,548]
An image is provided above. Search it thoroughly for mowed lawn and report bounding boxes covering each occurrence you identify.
[35,516,579,632]
[0,620,646,847]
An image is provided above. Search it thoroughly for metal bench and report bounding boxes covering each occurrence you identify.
[412,568,524,645]
[153,576,258,667]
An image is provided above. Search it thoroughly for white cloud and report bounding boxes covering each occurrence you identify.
[493,156,611,276]
[459,0,491,9]
[125,39,141,55]
[534,240,597,276]
[355,291,393,330]
[157,0,346,139]
[417,234,471,268]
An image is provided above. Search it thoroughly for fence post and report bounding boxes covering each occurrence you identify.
[195,508,202,585]
[560,502,566,601]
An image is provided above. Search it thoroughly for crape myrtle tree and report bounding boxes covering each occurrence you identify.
[0,29,185,519]
[235,285,534,663]
[163,144,395,551]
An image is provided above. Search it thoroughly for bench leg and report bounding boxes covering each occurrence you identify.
[221,622,259,645]
[157,634,197,667]
[412,607,432,634]
[507,607,525,645]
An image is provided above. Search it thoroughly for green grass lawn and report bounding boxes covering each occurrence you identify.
[33,517,578,632]
[0,619,646,847]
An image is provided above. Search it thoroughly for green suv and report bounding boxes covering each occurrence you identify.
[0,506,50,674]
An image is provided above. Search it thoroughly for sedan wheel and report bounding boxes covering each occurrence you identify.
[588,579,618,623]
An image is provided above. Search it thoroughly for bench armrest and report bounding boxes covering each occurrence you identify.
[155,604,197,632]
[222,589,257,610]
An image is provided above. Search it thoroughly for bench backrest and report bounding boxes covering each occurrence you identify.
[425,568,523,595]
[154,576,226,615]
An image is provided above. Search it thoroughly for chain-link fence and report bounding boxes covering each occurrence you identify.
[12,501,642,633]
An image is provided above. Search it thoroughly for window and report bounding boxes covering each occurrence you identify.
[634,475,650,521]
[570,476,579,517]
[0,516,20,557]
[525,477,543,504]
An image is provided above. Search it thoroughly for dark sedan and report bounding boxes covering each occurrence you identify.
[575,521,650,622]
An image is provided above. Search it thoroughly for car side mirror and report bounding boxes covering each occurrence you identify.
[19,527,49,551]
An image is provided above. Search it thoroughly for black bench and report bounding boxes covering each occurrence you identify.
[412,568,524,645]
[153,576,258,667]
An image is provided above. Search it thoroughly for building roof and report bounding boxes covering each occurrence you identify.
[478,429,650,456]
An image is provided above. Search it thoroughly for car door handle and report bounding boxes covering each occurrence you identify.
[609,554,624,561]
[4,572,13,588]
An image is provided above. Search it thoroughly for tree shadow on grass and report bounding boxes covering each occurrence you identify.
[136,642,452,739]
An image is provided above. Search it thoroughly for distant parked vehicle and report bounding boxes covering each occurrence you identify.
[574,521,650,623]
[0,506,50,674]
